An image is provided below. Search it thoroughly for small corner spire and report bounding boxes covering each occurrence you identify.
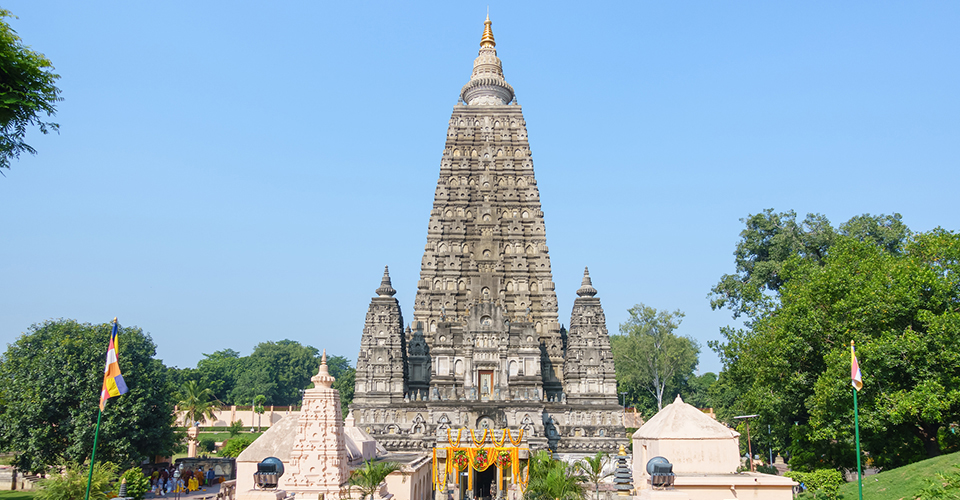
[312,348,335,388]
[376,265,397,297]
[577,267,598,297]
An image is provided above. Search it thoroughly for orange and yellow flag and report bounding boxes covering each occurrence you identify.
[99,319,128,410]
[851,341,863,392]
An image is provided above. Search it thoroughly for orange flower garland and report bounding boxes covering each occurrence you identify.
[470,428,488,446]
[509,428,524,446]
[448,428,465,447]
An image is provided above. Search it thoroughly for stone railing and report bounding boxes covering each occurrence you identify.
[218,479,236,500]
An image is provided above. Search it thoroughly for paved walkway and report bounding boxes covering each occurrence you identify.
[145,483,222,499]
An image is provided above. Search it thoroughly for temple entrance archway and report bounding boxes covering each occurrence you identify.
[474,466,496,500]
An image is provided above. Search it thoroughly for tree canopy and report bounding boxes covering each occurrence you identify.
[709,209,910,323]
[0,9,61,170]
[0,319,178,472]
[710,211,959,471]
[177,380,220,427]
[170,341,357,411]
[611,304,700,413]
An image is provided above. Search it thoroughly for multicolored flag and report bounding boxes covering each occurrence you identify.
[851,340,863,391]
[99,319,128,410]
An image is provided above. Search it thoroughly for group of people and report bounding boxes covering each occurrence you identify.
[149,464,218,496]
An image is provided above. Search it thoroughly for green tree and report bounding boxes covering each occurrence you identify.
[229,340,319,405]
[348,460,401,500]
[574,452,611,500]
[177,380,220,427]
[709,210,911,324]
[524,450,585,500]
[253,394,266,431]
[712,228,960,470]
[0,9,62,171]
[680,372,718,409]
[611,304,699,411]
[37,461,117,500]
[193,348,243,404]
[228,420,244,438]
[0,319,178,473]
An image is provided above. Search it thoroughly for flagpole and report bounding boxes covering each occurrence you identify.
[851,340,863,500]
[84,409,103,500]
[853,387,862,500]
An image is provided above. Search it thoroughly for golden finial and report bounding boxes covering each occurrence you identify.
[481,14,496,48]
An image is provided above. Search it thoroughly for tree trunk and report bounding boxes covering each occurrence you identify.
[919,424,942,458]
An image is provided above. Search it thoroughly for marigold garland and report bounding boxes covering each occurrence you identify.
[517,462,530,493]
[493,428,508,447]
[470,428,488,446]
[447,428,463,447]
[508,428,524,446]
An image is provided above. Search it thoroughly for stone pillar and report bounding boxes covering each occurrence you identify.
[187,426,199,458]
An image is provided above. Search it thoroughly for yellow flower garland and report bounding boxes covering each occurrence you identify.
[517,461,530,493]
[508,428,524,446]
[493,428,508,447]
[470,428,488,446]
[447,427,463,447]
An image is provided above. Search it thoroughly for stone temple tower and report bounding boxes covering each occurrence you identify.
[411,14,565,400]
[353,266,407,405]
[351,16,627,455]
[564,268,619,405]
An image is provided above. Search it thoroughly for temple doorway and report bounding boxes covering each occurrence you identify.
[474,466,497,500]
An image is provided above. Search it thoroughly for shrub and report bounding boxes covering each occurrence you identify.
[756,464,779,475]
[37,461,118,500]
[119,467,151,500]
[199,437,216,453]
[220,436,255,458]
[228,420,245,438]
[784,468,843,500]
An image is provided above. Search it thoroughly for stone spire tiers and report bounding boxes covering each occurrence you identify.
[564,268,618,406]
[354,268,407,404]
[460,15,515,105]
[351,17,627,454]
[282,351,349,497]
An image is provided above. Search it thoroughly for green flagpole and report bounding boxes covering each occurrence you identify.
[84,409,103,500]
[853,386,863,500]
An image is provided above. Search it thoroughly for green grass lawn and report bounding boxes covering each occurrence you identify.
[0,491,36,500]
[834,451,960,500]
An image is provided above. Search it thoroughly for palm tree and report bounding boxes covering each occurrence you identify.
[524,451,585,500]
[177,380,220,426]
[348,460,401,500]
[574,452,612,500]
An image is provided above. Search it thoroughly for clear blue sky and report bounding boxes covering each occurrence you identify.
[2,2,957,374]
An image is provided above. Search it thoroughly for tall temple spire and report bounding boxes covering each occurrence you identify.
[350,17,627,454]
[461,16,514,105]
